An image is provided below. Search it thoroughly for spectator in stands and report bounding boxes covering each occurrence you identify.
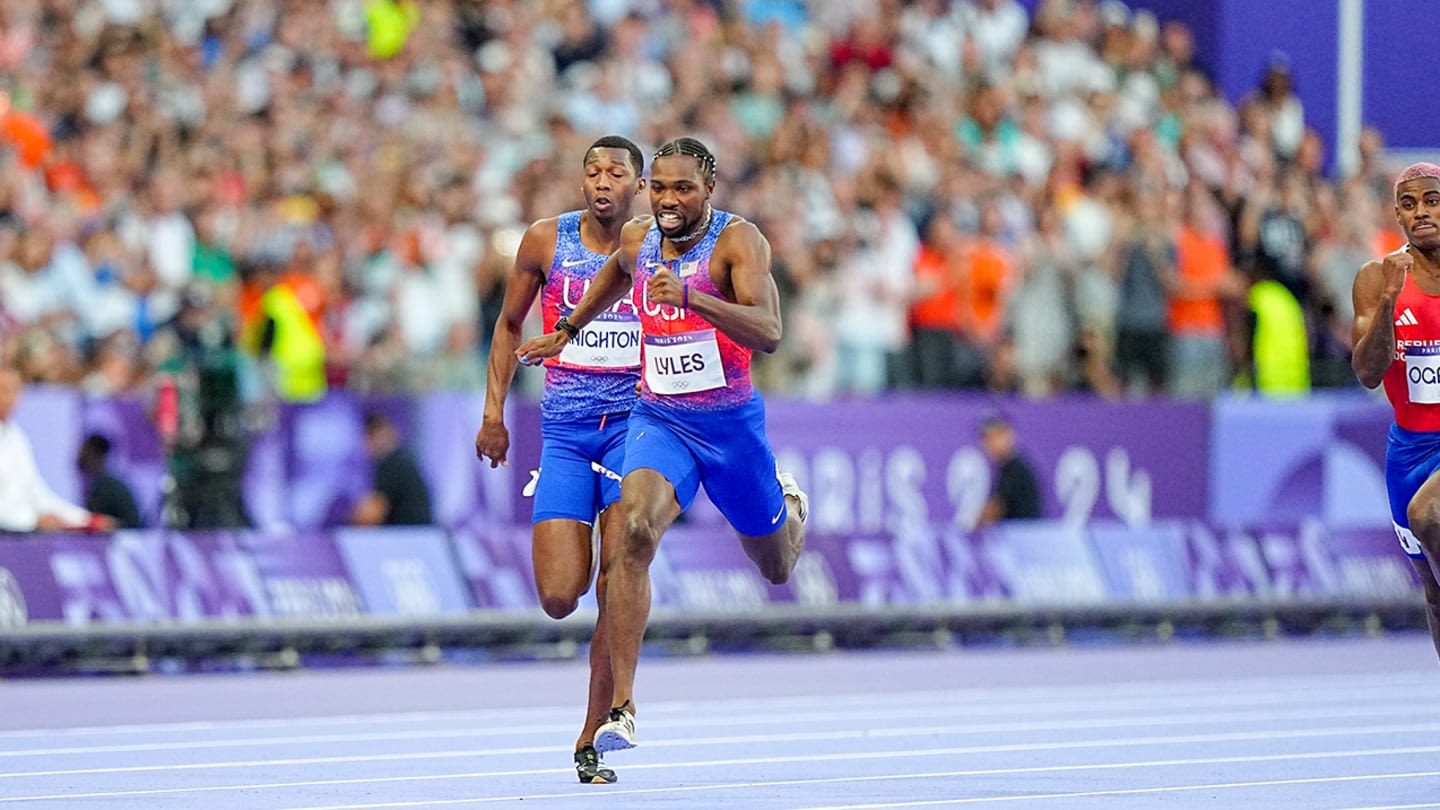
[241,252,328,404]
[76,432,142,530]
[1112,184,1176,397]
[1310,184,1381,388]
[831,169,918,396]
[1248,51,1306,164]
[959,197,1018,389]
[351,410,432,527]
[976,412,1041,526]
[1239,166,1313,306]
[1236,253,1311,397]
[904,211,965,389]
[1009,206,1077,396]
[1169,183,1245,397]
[0,366,114,533]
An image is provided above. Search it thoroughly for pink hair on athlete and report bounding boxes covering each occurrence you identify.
[1394,162,1440,198]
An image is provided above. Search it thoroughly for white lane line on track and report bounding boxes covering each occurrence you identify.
[0,696,1425,762]
[789,772,1440,810]
[1335,804,1440,809]
[0,669,1432,741]
[0,676,1432,754]
[242,768,1440,810]
[3,736,1439,802]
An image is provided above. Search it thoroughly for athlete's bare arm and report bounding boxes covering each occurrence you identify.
[1351,249,1410,389]
[657,218,782,353]
[516,217,648,364]
[476,218,555,468]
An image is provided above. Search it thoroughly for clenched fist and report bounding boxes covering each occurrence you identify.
[1383,248,1414,297]
[647,266,685,308]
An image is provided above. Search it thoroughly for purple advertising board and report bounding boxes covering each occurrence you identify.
[0,516,1420,630]
[331,527,472,616]
[451,522,539,612]
[1209,395,1393,531]
[764,395,1209,535]
[242,529,363,618]
[1087,521,1194,602]
[0,531,267,625]
[1324,524,1422,599]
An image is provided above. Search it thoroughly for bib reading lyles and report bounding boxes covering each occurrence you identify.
[644,329,725,394]
[1406,344,1440,404]
[558,314,642,369]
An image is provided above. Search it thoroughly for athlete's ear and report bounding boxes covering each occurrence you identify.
[636,178,647,193]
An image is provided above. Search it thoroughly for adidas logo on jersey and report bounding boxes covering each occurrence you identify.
[1396,308,1419,327]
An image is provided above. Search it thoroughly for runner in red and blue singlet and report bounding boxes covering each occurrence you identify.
[1352,161,1440,662]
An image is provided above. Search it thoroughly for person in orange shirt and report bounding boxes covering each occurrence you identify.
[958,200,1015,388]
[906,212,965,389]
[1168,184,1246,397]
[0,91,50,170]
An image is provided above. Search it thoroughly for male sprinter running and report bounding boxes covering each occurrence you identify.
[1351,161,1440,662]
[475,135,645,782]
[517,136,809,753]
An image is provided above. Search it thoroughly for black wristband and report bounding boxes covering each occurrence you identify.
[554,316,579,338]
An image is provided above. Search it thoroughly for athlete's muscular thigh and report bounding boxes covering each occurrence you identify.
[532,518,595,613]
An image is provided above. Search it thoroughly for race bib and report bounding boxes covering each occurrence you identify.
[558,317,641,369]
[1405,344,1440,404]
[644,329,725,395]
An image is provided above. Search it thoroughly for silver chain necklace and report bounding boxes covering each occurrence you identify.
[667,205,712,245]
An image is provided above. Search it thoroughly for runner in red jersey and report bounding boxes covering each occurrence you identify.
[1352,162,1440,660]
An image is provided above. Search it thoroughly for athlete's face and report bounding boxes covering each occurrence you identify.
[582,148,643,223]
[648,155,713,239]
[1396,176,1440,251]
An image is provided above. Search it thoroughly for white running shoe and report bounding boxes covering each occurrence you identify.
[594,704,636,753]
[778,471,809,525]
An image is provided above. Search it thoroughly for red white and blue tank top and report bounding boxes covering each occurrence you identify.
[632,210,755,411]
[539,210,640,419]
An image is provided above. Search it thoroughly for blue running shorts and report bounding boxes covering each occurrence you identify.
[622,395,788,537]
[1385,422,1440,559]
[531,411,629,524]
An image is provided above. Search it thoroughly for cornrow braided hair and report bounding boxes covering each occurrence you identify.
[653,137,718,182]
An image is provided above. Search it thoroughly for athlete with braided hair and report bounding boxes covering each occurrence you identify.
[518,136,809,752]
[1352,161,1440,661]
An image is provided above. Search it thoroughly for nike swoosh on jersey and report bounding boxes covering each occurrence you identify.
[561,258,590,268]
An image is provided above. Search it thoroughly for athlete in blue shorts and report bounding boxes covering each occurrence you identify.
[517,137,810,754]
[475,135,646,783]
[1351,161,1440,661]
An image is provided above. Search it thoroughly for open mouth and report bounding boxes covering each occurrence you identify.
[656,211,684,230]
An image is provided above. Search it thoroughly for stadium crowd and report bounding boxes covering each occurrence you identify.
[0,0,1408,408]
